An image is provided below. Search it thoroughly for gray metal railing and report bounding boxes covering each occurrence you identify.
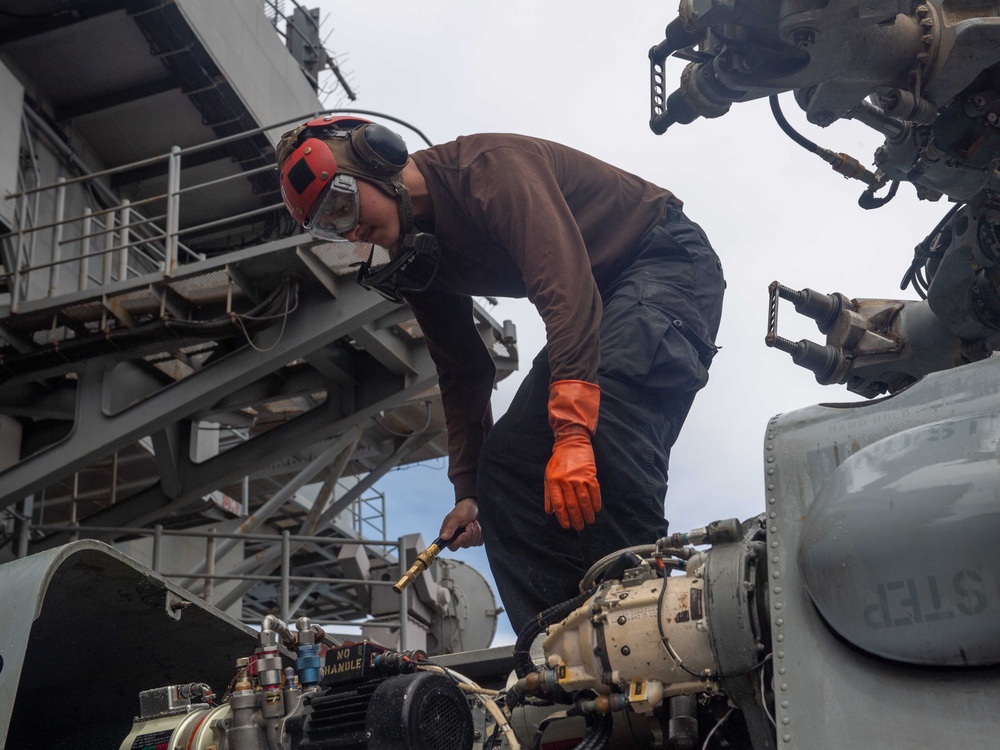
[25,521,412,648]
[1,109,310,311]
[0,107,430,313]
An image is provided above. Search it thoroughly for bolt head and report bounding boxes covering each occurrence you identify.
[791,28,816,48]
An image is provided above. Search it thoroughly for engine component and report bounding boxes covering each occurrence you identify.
[542,563,716,697]
[363,672,473,750]
[648,1,1000,217]
[118,616,476,750]
[526,521,772,748]
[118,685,217,750]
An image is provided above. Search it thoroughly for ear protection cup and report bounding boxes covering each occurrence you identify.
[296,116,409,178]
[349,123,409,176]
[275,115,414,240]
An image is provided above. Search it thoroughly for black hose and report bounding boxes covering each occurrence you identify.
[859,179,899,210]
[575,712,614,750]
[514,586,597,678]
[769,95,820,153]
[900,202,962,297]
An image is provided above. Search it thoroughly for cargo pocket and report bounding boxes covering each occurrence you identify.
[599,278,711,395]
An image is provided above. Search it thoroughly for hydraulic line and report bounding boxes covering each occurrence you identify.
[900,202,962,298]
[514,586,598,678]
[575,711,614,750]
[768,95,888,199]
[579,544,656,590]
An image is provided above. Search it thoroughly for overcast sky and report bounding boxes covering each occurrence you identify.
[307,0,936,646]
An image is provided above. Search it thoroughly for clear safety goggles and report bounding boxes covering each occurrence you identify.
[304,173,360,241]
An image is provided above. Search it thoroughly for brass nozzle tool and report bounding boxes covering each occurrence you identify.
[393,526,465,594]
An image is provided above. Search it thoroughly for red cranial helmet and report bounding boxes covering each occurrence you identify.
[275,115,412,241]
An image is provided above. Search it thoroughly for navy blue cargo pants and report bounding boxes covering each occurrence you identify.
[476,208,726,635]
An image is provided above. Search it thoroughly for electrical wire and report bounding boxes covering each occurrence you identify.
[311,107,435,148]
[761,661,777,728]
[483,721,503,750]
[900,202,962,298]
[0,276,298,380]
[657,575,710,680]
[701,706,734,750]
[232,280,298,353]
[416,663,521,750]
[373,400,433,437]
[656,571,772,681]
[530,710,570,750]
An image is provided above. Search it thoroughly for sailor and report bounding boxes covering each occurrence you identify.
[275,116,726,634]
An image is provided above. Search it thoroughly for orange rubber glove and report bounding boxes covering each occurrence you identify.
[544,380,602,531]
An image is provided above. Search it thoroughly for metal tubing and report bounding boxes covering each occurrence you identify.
[205,528,218,605]
[118,200,131,281]
[27,523,397,547]
[2,109,429,304]
[78,208,92,291]
[398,535,409,651]
[48,178,66,297]
[16,495,33,558]
[311,620,401,629]
[0,235,156,277]
[281,530,291,621]
[102,211,115,285]
[290,582,319,614]
[19,106,167,198]
[181,431,361,582]
[11,185,28,311]
[154,572,399,586]
[175,202,283,236]
[166,146,181,274]
[5,197,165,240]
[152,524,163,572]
[176,163,275,193]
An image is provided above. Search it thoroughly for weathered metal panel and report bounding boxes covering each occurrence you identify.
[0,540,259,749]
[768,355,1000,748]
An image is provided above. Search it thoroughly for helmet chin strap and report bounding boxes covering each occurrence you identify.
[392,177,415,249]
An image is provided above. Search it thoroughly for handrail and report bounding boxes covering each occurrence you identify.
[0,107,433,311]
[28,521,408,635]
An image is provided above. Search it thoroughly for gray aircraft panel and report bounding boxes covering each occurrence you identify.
[769,355,1000,747]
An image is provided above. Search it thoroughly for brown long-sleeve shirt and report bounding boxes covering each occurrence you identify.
[407,134,679,500]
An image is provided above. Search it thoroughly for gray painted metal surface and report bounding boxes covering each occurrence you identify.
[173,0,326,143]
[0,540,260,749]
[799,410,1000,666]
[768,355,1000,748]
